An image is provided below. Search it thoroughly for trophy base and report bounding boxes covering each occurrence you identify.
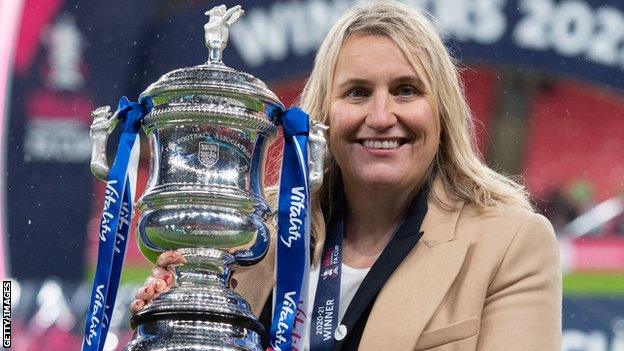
[125,314,264,351]
[125,248,266,350]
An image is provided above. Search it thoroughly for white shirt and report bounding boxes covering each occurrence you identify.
[303,263,370,350]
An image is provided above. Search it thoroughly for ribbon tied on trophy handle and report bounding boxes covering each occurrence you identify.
[271,118,327,230]
[89,105,119,182]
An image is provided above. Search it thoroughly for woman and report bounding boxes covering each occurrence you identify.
[132,1,561,350]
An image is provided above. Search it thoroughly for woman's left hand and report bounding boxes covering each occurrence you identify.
[129,250,185,314]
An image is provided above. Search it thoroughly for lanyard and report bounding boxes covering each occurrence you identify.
[269,107,311,351]
[309,220,343,350]
[82,97,150,351]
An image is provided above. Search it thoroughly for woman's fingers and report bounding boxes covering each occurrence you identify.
[156,250,186,269]
[151,266,175,287]
[149,277,168,293]
[131,277,171,315]
[130,250,185,315]
[136,278,166,299]
[135,284,156,301]
[153,250,186,288]
[130,299,145,314]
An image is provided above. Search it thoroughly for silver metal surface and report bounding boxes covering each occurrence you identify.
[87,4,327,350]
[308,121,328,192]
[126,320,262,351]
[204,5,244,64]
[89,105,117,181]
[131,5,273,350]
[135,89,279,263]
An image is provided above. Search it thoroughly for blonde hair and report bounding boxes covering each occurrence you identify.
[296,0,532,263]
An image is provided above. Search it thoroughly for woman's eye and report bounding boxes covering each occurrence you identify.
[396,85,418,96]
[346,88,369,99]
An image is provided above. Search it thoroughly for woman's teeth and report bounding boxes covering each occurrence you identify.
[362,140,399,149]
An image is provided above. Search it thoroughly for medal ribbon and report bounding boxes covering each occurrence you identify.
[309,220,343,350]
[269,107,311,351]
[81,97,151,351]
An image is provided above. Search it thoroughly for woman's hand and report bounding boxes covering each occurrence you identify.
[129,250,185,314]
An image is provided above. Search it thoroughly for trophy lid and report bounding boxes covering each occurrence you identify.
[139,5,283,110]
[140,64,282,107]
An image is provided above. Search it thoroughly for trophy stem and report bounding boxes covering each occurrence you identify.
[208,47,225,65]
[174,247,234,288]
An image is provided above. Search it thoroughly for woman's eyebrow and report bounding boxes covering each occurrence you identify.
[335,78,370,91]
[392,75,425,89]
[335,75,425,90]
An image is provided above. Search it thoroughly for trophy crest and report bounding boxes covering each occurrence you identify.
[198,141,219,167]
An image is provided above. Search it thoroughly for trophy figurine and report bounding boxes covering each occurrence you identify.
[88,4,326,350]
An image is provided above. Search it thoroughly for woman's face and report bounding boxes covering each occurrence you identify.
[329,34,439,194]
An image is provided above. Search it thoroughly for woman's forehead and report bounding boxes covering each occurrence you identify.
[332,34,424,84]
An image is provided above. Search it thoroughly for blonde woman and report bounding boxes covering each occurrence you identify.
[133,1,561,350]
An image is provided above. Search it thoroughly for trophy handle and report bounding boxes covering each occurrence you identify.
[308,119,328,192]
[89,105,120,182]
[269,120,326,224]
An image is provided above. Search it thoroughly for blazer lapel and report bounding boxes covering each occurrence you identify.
[358,239,469,350]
[358,179,469,350]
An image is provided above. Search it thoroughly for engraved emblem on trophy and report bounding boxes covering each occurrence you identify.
[87,4,327,350]
[199,141,220,168]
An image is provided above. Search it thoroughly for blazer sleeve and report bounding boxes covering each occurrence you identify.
[477,213,562,351]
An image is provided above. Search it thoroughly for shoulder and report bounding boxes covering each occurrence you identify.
[455,202,560,281]
[422,180,555,252]
[458,202,555,245]
[426,177,554,248]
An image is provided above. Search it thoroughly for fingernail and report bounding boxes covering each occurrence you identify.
[163,274,172,284]
[132,299,144,311]
[155,279,166,291]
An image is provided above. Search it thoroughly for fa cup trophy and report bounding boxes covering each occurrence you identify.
[86,4,326,351]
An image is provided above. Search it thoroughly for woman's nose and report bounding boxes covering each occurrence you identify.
[365,93,397,130]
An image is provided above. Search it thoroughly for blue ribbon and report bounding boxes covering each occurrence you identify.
[309,220,343,350]
[82,97,150,351]
[269,107,310,351]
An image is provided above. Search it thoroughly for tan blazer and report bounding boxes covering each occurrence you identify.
[234,180,562,350]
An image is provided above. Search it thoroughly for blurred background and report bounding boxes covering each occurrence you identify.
[1,0,623,350]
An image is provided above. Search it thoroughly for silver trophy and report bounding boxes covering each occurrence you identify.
[89,5,326,350]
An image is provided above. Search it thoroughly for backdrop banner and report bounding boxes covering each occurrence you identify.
[562,297,624,350]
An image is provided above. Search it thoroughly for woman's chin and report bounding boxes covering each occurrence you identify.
[350,173,408,191]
